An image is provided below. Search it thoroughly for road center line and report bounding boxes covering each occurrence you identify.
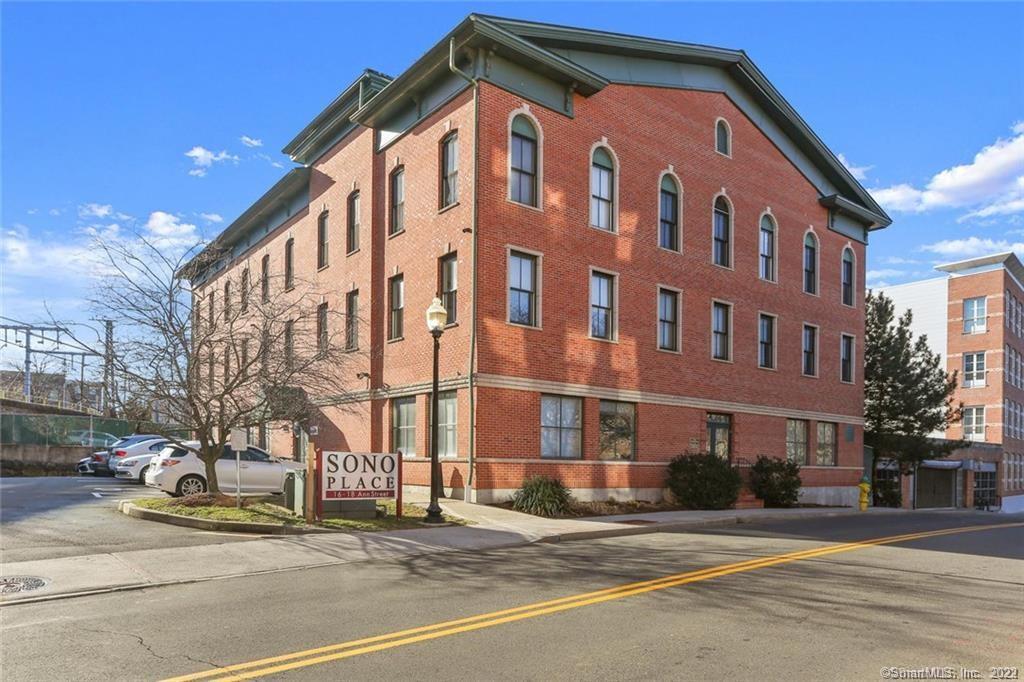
[163,521,1023,682]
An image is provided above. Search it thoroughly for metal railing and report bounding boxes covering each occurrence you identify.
[0,389,103,416]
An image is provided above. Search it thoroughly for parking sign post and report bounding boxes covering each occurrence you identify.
[229,428,246,510]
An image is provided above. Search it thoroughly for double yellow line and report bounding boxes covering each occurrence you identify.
[165,521,1022,682]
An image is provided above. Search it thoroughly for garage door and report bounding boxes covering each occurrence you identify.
[916,468,956,508]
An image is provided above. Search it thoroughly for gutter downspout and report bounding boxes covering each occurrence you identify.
[449,37,479,500]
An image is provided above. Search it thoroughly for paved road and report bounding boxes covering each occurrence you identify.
[2,512,1020,681]
[0,477,262,563]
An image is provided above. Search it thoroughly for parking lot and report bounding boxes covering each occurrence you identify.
[0,476,263,563]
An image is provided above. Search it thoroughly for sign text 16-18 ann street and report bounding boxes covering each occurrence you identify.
[321,452,398,499]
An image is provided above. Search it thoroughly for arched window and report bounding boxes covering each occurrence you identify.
[659,175,680,252]
[590,146,615,231]
[389,167,404,235]
[803,232,818,295]
[841,248,855,306]
[317,211,329,268]
[284,238,295,290]
[510,115,538,207]
[712,196,731,267]
[347,191,360,254]
[715,119,731,156]
[759,214,776,281]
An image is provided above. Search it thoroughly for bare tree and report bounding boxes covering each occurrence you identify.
[55,229,362,494]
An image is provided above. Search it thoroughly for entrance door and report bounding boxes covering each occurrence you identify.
[916,468,956,508]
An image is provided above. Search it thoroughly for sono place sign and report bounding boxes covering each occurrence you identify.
[321,452,399,500]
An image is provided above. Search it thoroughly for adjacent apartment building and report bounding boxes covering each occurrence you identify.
[880,253,1024,512]
[184,15,890,505]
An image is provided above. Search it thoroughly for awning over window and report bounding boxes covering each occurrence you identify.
[920,459,963,470]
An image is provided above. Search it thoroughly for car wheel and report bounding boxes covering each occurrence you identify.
[138,466,149,484]
[176,475,207,497]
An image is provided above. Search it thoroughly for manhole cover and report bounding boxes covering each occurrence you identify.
[0,576,48,594]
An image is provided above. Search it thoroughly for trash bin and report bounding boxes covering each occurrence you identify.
[284,470,297,511]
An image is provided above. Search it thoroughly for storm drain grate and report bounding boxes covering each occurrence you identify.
[1,576,48,594]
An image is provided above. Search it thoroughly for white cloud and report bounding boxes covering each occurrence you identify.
[79,203,113,218]
[48,208,62,216]
[200,212,223,223]
[866,268,904,280]
[255,152,285,169]
[184,146,239,176]
[240,135,263,148]
[27,208,38,215]
[919,236,1024,259]
[1,223,103,278]
[837,153,872,181]
[871,122,1024,220]
[880,256,921,265]
[143,211,198,247]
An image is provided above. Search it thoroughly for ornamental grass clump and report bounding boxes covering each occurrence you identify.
[511,475,574,517]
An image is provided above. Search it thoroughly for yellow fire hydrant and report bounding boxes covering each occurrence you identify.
[858,479,871,511]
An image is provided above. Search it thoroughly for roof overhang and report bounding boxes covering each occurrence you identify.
[819,194,890,230]
[936,251,1024,284]
[350,15,608,129]
[178,167,311,281]
[282,70,392,164]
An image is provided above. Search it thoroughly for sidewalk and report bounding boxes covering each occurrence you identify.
[0,501,901,604]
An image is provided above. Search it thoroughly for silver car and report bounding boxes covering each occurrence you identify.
[113,442,169,483]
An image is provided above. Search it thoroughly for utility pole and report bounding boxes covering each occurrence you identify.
[103,320,115,417]
[0,322,66,401]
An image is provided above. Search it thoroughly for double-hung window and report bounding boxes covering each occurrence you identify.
[392,397,416,457]
[260,255,270,303]
[841,248,855,306]
[803,233,818,294]
[388,275,404,341]
[440,133,458,208]
[316,302,328,355]
[433,391,457,457]
[963,297,986,333]
[786,419,808,465]
[657,288,679,352]
[841,334,855,383]
[541,395,582,459]
[713,197,731,267]
[590,271,615,340]
[240,268,250,312]
[390,168,405,235]
[345,290,359,351]
[440,254,457,325]
[346,191,360,253]
[712,301,731,361]
[590,147,615,231]
[284,238,294,290]
[758,313,776,369]
[815,422,837,465]
[508,251,538,326]
[317,212,329,268]
[659,176,680,251]
[802,325,818,376]
[963,352,985,388]
[759,215,776,281]
[510,116,538,207]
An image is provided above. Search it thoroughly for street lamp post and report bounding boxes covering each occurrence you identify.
[424,297,447,524]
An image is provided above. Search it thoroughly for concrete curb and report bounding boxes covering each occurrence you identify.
[118,501,338,535]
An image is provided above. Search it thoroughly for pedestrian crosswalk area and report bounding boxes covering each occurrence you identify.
[73,477,165,499]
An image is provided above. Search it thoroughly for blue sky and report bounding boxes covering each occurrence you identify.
[2,1,1023,336]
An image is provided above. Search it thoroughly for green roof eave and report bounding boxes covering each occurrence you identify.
[819,194,891,230]
[282,70,392,162]
[350,15,607,128]
[178,167,311,282]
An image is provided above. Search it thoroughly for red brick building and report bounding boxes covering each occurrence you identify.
[881,253,1024,512]
[186,16,890,505]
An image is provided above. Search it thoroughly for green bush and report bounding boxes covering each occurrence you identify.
[511,475,574,517]
[665,453,741,510]
[873,478,902,508]
[749,456,802,507]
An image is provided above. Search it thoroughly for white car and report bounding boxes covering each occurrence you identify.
[145,441,299,496]
[107,437,169,478]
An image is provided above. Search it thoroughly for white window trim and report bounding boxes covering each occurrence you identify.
[758,210,778,284]
[962,350,986,388]
[710,298,734,363]
[657,168,683,254]
[963,296,988,334]
[802,322,820,378]
[963,405,985,442]
[841,243,857,308]
[711,192,735,271]
[714,117,732,158]
[802,227,820,297]
[506,245,543,330]
[756,311,778,371]
[588,266,620,343]
[588,140,620,234]
[656,284,683,354]
[840,332,856,384]
[506,106,544,212]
